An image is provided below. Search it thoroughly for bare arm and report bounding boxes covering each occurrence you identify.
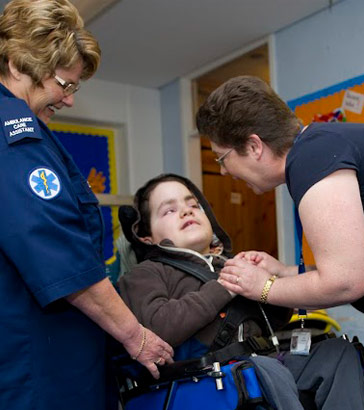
[220,170,364,309]
[66,277,173,378]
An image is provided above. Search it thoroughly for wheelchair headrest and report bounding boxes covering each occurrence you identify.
[118,205,139,244]
[118,205,149,262]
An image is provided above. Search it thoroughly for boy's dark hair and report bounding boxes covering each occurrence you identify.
[134,174,192,237]
[196,76,301,157]
[119,173,232,259]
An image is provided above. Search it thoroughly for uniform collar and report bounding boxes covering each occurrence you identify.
[0,82,16,98]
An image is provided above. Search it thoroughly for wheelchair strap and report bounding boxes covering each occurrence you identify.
[158,338,276,383]
[294,207,307,318]
[151,256,218,282]
[209,296,266,351]
[203,337,276,366]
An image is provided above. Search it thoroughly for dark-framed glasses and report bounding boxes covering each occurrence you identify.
[215,148,233,167]
[54,74,80,96]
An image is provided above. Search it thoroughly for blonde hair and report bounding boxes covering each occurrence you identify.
[0,0,101,84]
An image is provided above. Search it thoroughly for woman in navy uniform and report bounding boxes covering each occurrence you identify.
[0,1,173,409]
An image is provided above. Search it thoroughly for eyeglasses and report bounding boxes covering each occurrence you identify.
[53,74,80,96]
[215,148,233,167]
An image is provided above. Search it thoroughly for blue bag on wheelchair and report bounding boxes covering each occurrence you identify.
[112,336,306,410]
[118,357,272,410]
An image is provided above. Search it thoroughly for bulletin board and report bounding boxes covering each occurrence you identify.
[49,122,119,265]
[287,73,364,265]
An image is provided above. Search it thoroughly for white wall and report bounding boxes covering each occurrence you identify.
[56,77,164,195]
[160,79,184,175]
[159,78,202,189]
[275,0,364,101]
[127,84,164,192]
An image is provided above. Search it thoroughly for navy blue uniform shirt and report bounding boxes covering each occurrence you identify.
[286,122,364,207]
[0,83,108,410]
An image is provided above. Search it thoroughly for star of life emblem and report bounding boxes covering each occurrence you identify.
[29,167,61,200]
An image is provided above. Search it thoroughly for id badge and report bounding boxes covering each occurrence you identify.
[290,329,311,355]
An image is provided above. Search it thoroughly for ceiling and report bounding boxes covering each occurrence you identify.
[0,0,340,88]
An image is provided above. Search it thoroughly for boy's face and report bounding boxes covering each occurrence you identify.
[146,181,213,254]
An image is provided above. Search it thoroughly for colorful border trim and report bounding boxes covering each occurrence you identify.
[49,121,119,264]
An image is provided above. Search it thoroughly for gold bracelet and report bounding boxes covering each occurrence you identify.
[260,275,277,304]
[132,325,147,360]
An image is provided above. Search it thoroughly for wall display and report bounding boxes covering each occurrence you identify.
[287,74,364,265]
[49,122,119,265]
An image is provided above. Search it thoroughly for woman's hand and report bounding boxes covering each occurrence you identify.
[124,325,174,379]
[218,257,271,301]
[216,279,237,297]
[66,278,174,379]
[234,250,296,277]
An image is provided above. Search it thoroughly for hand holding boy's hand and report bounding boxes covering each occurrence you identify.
[218,258,271,301]
[234,250,285,276]
[234,250,264,265]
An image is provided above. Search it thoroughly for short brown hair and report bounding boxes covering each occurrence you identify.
[0,0,101,85]
[196,76,301,157]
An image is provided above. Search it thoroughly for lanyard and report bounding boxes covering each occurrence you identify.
[294,207,307,327]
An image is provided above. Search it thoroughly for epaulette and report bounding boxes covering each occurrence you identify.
[0,98,42,145]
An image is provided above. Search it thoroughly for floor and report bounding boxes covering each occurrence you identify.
[327,304,364,342]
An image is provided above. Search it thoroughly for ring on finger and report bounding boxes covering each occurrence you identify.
[235,277,240,284]
[155,357,162,365]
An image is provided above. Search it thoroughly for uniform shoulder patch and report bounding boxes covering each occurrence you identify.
[0,98,42,145]
[28,167,61,200]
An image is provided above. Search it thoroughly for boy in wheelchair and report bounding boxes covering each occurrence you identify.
[117,173,364,410]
